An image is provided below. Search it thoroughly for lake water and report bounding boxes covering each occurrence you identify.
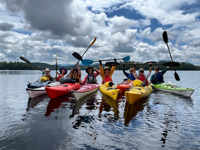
[0,70,200,150]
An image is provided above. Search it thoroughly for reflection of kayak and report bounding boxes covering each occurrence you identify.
[45,95,74,117]
[26,81,60,98]
[71,91,98,117]
[125,85,152,105]
[124,97,149,126]
[27,94,50,111]
[117,81,133,93]
[71,84,99,100]
[99,83,119,100]
[152,83,194,97]
[101,94,119,117]
[45,83,81,99]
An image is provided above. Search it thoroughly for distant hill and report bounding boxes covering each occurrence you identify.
[0,61,200,70]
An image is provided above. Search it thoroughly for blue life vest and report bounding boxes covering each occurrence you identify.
[87,73,97,83]
[127,73,136,80]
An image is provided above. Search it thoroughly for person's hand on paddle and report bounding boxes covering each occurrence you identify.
[123,64,125,68]
[133,63,136,67]
[149,63,152,67]
[99,60,102,65]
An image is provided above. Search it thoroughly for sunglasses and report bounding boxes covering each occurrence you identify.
[139,71,144,72]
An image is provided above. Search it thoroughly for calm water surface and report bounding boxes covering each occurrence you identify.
[0,70,200,150]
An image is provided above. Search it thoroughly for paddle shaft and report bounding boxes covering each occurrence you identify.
[20,56,54,80]
[166,44,173,61]
[67,37,96,77]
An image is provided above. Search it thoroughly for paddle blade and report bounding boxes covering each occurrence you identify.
[105,62,121,67]
[72,52,82,60]
[81,59,93,65]
[144,61,157,64]
[162,61,180,67]
[89,37,97,47]
[174,72,180,81]
[162,31,168,43]
[20,56,31,64]
[123,56,130,62]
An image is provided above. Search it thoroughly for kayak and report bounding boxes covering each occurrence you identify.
[99,82,119,100]
[71,83,99,100]
[117,81,133,93]
[27,80,50,88]
[152,83,194,97]
[125,85,152,105]
[26,81,60,98]
[45,83,81,99]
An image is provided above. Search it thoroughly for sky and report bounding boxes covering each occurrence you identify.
[0,0,200,65]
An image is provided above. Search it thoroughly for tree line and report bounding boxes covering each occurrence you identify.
[0,61,200,70]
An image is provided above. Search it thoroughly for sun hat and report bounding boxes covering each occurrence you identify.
[45,68,51,72]
[139,68,144,72]
[86,67,94,73]
[154,66,159,70]
[59,68,67,74]
[129,68,133,71]
[104,66,110,70]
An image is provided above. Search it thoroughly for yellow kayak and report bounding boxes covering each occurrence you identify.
[99,82,119,100]
[125,79,152,105]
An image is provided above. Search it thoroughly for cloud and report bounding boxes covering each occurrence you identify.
[0,22,14,31]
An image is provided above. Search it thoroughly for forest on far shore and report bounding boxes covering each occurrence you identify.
[0,61,200,71]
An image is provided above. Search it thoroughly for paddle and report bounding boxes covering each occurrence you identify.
[67,37,97,77]
[162,31,180,81]
[20,56,54,80]
[105,61,157,67]
[81,56,130,66]
[55,53,58,78]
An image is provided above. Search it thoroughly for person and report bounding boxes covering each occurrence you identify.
[81,66,100,85]
[123,65,136,81]
[42,68,53,81]
[99,60,116,84]
[69,62,81,83]
[150,66,170,84]
[133,63,152,85]
[55,68,67,81]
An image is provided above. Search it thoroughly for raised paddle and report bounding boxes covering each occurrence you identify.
[55,53,58,78]
[81,56,130,66]
[105,61,157,67]
[162,31,180,81]
[67,37,97,77]
[20,56,54,80]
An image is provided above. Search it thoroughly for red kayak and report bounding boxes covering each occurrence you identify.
[45,83,81,99]
[117,81,133,93]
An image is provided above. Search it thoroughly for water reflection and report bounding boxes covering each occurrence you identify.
[124,97,149,126]
[99,94,119,120]
[27,94,50,111]
[45,95,75,117]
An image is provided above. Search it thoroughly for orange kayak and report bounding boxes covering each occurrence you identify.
[117,81,133,93]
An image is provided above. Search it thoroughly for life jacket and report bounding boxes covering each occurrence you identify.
[57,74,65,81]
[72,73,81,83]
[87,74,97,84]
[44,74,51,81]
[128,73,136,80]
[153,72,164,84]
[102,74,113,84]
[138,75,148,86]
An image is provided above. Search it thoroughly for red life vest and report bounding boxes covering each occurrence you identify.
[139,75,148,85]
[57,74,65,81]
[102,74,113,84]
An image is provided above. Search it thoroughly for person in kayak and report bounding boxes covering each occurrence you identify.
[133,63,152,85]
[150,66,170,84]
[55,68,67,81]
[69,62,81,83]
[99,60,116,84]
[81,66,100,85]
[42,68,53,81]
[123,65,137,81]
